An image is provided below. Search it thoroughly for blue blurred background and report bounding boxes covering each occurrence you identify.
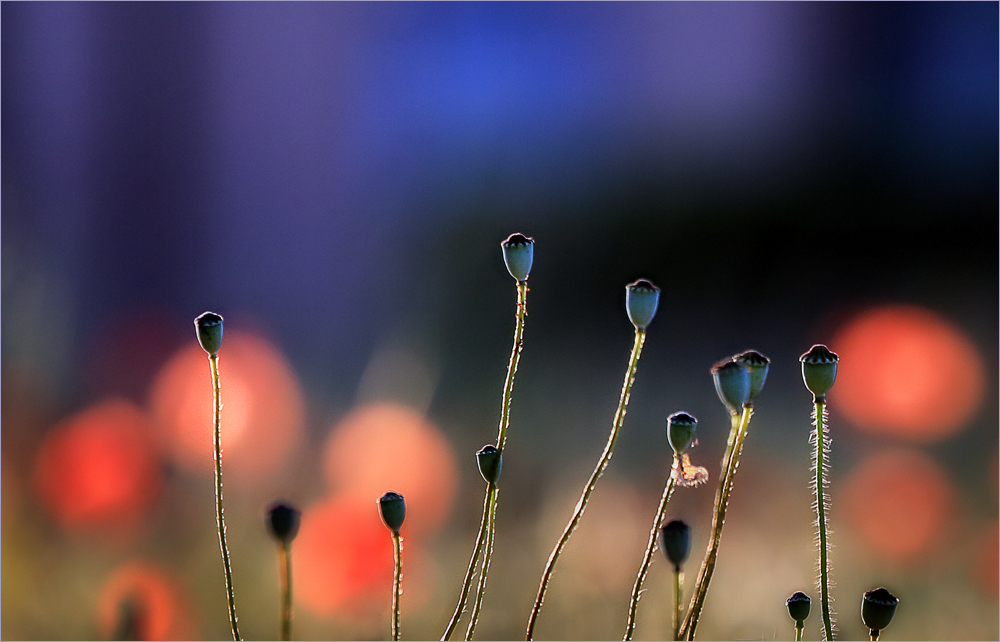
[3,3,997,640]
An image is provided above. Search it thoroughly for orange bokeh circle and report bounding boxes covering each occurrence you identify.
[33,398,161,530]
[324,402,458,536]
[832,305,985,441]
[150,332,304,484]
[98,562,192,640]
[840,449,955,561]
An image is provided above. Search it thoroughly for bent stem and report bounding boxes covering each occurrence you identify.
[679,405,752,641]
[279,542,292,642]
[526,329,646,640]
[465,485,499,640]
[210,354,241,641]
[391,532,402,642]
[443,281,527,640]
[813,400,836,641]
[623,470,677,640]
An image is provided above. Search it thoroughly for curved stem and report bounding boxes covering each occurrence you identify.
[624,470,677,640]
[526,329,646,640]
[814,400,835,641]
[443,281,526,640]
[466,485,498,640]
[211,354,241,641]
[392,532,402,642]
[279,543,292,641]
[679,405,752,640]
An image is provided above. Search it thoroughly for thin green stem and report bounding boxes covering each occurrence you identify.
[679,405,752,640]
[869,629,879,642]
[210,354,241,642]
[673,568,683,642]
[624,469,677,640]
[814,400,835,641]
[465,485,498,640]
[443,281,526,640]
[795,623,804,642]
[392,532,402,642]
[526,329,646,640]
[279,543,292,641]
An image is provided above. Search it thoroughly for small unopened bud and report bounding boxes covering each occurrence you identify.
[625,279,660,330]
[378,491,406,535]
[194,311,224,355]
[800,344,839,401]
[712,360,750,414]
[734,350,770,404]
[476,444,502,485]
[501,233,534,282]
[861,587,898,633]
[266,501,301,544]
[667,412,698,456]
[658,519,691,570]
[785,591,811,625]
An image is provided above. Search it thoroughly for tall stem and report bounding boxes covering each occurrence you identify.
[526,329,646,640]
[679,405,752,640]
[624,471,677,640]
[466,485,498,640]
[211,354,241,641]
[443,281,526,640]
[392,532,402,642]
[279,543,292,641]
[814,400,835,641]
[673,568,683,642]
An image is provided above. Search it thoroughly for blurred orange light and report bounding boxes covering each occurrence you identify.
[832,305,985,441]
[98,562,192,640]
[324,402,458,536]
[841,449,955,561]
[294,497,395,618]
[150,332,304,485]
[33,398,161,530]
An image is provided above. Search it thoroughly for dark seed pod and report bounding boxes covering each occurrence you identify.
[501,233,534,282]
[266,501,301,544]
[786,591,811,625]
[378,491,406,535]
[734,350,770,404]
[476,444,502,485]
[658,519,691,570]
[800,344,839,401]
[667,412,698,456]
[194,311,224,355]
[712,360,750,414]
[861,587,898,633]
[625,279,660,331]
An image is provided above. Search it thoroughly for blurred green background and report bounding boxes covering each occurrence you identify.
[3,3,997,640]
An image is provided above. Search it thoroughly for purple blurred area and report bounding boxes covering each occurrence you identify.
[2,3,997,640]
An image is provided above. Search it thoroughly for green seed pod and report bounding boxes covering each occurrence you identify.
[734,350,770,404]
[476,444,502,485]
[861,587,898,633]
[667,411,698,456]
[785,591,811,625]
[501,233,534,282]
[378,491,406,535]
[625,279,660,330]
[800,344,839,401]
[266,501,301,544]
[712,360,750,414]
[658,519,691,571]
[194,311,224,355]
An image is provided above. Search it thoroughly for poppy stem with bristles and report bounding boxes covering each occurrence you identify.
[210,353,241,641]
[624,472,677,640]
[813,399,836,641]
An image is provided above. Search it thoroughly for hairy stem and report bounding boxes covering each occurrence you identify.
[814,400,835,641]
[680,405,752,640]
[466,485,498,640]
[442,490,492,640]
[624,470,677,640]
[392,532,402,642]
[526,329,646,640]
[211,354,241,641]
[279,543,292,642]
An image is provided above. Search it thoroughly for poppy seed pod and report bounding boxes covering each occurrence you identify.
[712,360,751,414]
[667,412,698,456]
[476,444,502,485]
[501,233,534,282]
[785,591,811,625]
[625,279,660,330]
[800,344,840,401]
[734,350,770,404]
[861,587,898,633]
[378,491,406,535]
[194,311,224,355]
[266,502,301,544]
[658,519,691,571]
